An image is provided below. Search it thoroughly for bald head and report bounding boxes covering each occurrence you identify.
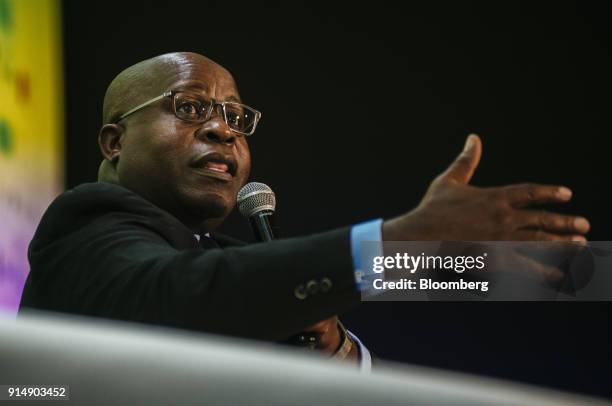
[102,52,233,124]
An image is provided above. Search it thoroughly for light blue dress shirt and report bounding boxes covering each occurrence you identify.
[350,218,383,295]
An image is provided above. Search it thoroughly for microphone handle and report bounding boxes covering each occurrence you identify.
[249,210,275,242]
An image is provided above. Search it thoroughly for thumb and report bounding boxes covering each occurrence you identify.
[438,134,482,184]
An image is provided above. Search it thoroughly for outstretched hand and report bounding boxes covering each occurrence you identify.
[382,134,590,282]
[383,134,590,242]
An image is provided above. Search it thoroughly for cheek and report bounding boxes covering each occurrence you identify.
[236,139,251,182]
[122,121,191,178]
[155,121,191,156]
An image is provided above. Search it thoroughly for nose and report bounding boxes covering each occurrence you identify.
[196,117,237,146]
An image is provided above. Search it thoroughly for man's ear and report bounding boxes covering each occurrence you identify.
[98,124,124,163]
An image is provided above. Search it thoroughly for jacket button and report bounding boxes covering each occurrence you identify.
[320,277,332,292]
[294,285,307,300]
[306,280,319,295]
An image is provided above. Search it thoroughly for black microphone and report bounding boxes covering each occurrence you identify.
[237,182,320,350]
[237,182,276,242]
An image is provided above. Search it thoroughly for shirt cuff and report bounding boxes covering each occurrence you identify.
[350,218,383,296]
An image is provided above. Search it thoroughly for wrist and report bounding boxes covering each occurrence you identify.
[382,214,410,241]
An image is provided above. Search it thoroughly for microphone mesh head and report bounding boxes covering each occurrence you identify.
[237,182,276,217]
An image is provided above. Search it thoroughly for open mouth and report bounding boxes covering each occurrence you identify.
[190,152,238,179]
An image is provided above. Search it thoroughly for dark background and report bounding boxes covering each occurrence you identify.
[62,0,611,398]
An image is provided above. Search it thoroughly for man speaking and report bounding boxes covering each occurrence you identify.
[19,52,590,365]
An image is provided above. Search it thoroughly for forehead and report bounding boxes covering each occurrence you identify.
[164,57,240,100]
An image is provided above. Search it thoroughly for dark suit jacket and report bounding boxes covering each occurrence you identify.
[19,182,360,341]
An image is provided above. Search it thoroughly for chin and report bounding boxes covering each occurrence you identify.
[189,192,233,220]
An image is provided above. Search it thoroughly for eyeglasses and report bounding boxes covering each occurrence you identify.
[113,90,262,136]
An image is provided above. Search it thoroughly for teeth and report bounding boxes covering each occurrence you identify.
[205,161,229,173]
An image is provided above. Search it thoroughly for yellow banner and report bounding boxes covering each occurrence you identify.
[0,0,64,312]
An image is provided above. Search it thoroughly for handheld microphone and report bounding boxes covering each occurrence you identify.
[237,182,320,350]
[237,182,276,242]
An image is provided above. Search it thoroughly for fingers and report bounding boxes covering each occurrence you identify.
[513,240,588,266]
[510,251,565,283]
[501,183,573,208]
[514,229,587,242]
[303,317,341,355]
[438,134,482,184]
[516,211,590,235]
[498,184,589,241]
